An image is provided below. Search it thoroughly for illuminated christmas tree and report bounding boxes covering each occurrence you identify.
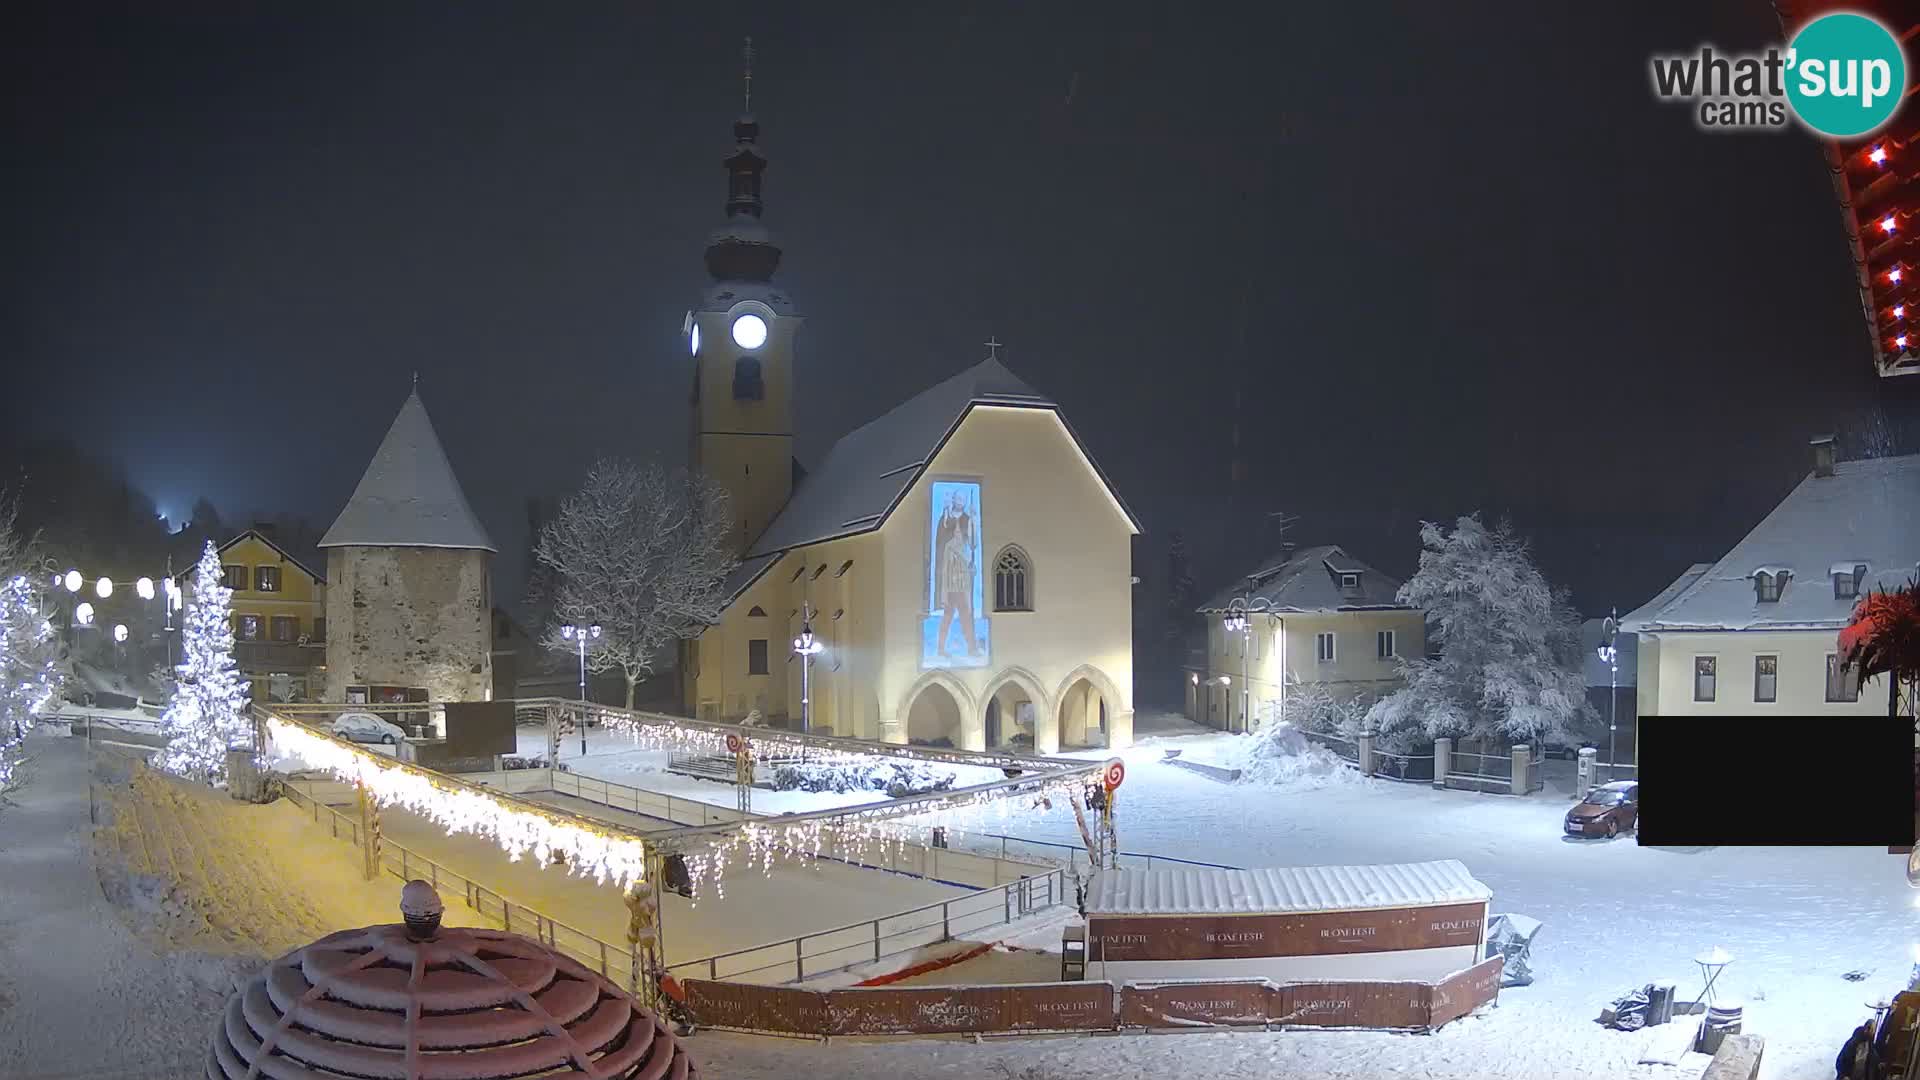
[155,540,252,785]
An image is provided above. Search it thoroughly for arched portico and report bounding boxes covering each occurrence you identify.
[894,669,982,750]
[980,666,1051,752]
[1052,664,1130,752]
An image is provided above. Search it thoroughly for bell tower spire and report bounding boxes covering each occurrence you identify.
[688,39,801,556]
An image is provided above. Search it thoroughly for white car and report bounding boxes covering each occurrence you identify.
[331,712,407,745]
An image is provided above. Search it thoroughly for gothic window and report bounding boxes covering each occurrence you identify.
[747,606,767,617]
[732,356,764,400]
[993,546,1033,612]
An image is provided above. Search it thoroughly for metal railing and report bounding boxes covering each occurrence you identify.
[547,769,745,828]
[278,779,643,990]
[1368,746,1436,783]
[1301,730,1360,762]
[960,833,1240,874]
[666,868,1067,985]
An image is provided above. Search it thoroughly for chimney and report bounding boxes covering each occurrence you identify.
[1811,435,1837,478]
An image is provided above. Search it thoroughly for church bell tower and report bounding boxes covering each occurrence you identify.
[686,39,800,555]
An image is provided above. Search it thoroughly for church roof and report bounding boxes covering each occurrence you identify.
[319,389,497,552]
[725,357,1138,599]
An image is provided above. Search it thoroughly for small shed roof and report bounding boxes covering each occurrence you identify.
[1087,860,1491,917]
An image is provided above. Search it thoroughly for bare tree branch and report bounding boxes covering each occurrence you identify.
[533,460,737,708]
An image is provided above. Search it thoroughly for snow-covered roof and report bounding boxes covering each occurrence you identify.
[724,357,1140,600]
[1196,544,1410,614]
[1086,860,1491,917]
[319,389,497,552]
[1618,454,1919,633]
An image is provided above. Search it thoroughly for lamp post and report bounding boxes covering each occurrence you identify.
[1597,610,1619,783]
[559,623,601,756]
[792,603,824,734]
[1224,600,1250,734]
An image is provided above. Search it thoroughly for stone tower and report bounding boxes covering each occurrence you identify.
[685,89,803,555]
[319,388,497,717]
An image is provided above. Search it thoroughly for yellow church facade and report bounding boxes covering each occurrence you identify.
[674,107,1137,754]
[684,380,1138,755]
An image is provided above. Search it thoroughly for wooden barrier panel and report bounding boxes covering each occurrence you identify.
[1427,955,1504,1028]
[684,980,829,1033]
[826,982,1113,1036]
[689,961,1495,1036]
[1268,978,1429,1029]
[1117,981,1273,1028]
[1090,902,1487,961]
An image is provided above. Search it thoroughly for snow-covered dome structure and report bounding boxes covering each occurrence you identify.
[208,882,696,1079]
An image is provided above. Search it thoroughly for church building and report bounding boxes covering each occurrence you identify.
[678,103,1139,755]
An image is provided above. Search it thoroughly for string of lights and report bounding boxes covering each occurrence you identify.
[265,717,652,888]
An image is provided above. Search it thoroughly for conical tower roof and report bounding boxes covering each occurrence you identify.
[319,389,496,552]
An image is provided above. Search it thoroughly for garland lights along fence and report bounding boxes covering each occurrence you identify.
[256,701,1102,987]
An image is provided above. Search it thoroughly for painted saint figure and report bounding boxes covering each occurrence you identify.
[934,491,979,659]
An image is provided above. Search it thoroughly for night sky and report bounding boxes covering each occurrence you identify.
[6,2,1918,620]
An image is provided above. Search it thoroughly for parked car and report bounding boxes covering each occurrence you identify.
[331,712,407,745]
[1564,780,1638,839]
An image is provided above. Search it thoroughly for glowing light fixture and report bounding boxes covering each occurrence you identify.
[1883,216,1899,234]
[1893,268,1905,284]
[689,321,701,356]
[1897,306,1907,320]
[95,577,113,599]
[1871,145,1889,165]
[136,577,155,600]
[1898,335,1911,349]
[112,623,128,643]
[730,313,768,350]
[74,602,95,626]
[63,570,82,593]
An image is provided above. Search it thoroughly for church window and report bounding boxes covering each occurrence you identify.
[836,560,853,577]
[748,639,769,676]
[993,546,1033,612]
[747,605,767,617]
[811,564,826,580]
[790,565,806,583]
[833,608,844,619]
[732,356,764,400]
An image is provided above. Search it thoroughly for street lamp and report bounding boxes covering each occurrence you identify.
[559,623,601,755]
[1597,610,1619,782]
[792,603,824,734]
[74,602,95,627]
[112,623,128,643]
[63,570,81,593]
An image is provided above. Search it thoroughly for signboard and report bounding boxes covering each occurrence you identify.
[444,701,516,758]
[1427,956,1504,1028]
[1117,981,1271,1028]
[1103,758,1126,791]
[827,983,1112,1036]
[1089,902,1487,962]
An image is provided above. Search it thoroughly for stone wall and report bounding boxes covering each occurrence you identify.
[323,547,493,708]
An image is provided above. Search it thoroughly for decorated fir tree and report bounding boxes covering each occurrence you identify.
[0,571,65,792]
[156,540,252,785]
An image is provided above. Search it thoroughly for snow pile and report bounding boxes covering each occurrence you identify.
[1230,721,1370,790]
[768,759,959,798]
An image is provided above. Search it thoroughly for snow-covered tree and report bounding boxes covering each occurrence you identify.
[0,503,66,793]
[155,540,251,786]
[534,460,737,709]
[1366,515,1592,749]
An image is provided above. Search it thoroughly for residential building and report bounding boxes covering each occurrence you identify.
[177,528,328,703]
[1621,438,1915,717]
[1188,545,1425,732]
[676,103,1140,753]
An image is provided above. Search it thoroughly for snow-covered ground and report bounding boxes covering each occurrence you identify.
[5,710,1903,1080]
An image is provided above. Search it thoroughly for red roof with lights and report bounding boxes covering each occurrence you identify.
[1776,1,1920,376]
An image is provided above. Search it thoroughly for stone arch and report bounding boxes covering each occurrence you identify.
[895,669,981,751]
[1053,664,1127,751]
[980,666,1051,751]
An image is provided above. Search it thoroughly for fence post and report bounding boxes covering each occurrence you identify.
[942,901,950,940]
[796,937,805,982]
[873,921,881,963]
[1358,730,1375,776]
[1433,737,1452,789]
[1511,744,1529,796]
[1577,746,1596,795]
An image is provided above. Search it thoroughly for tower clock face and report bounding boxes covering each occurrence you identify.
[689,322,701,356]
[731,313,768,350]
